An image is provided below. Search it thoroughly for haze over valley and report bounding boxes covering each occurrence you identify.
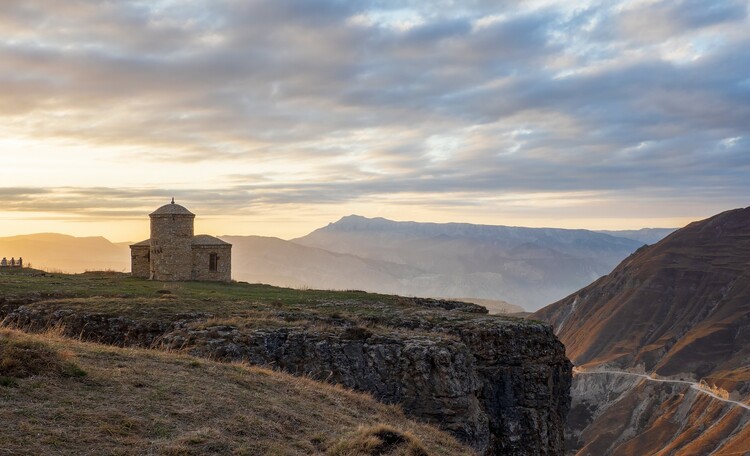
[0,215,675,312]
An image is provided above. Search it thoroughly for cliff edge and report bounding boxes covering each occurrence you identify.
[1,271,571,456]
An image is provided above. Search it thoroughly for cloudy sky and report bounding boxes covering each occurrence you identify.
[1,0,748,241]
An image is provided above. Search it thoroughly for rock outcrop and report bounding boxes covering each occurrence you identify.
[1,291,571,456]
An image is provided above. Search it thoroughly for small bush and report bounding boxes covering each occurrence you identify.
[0,376,18,387]
[328,425,430,456]
[0,332,87,384]
[341,326,373,341]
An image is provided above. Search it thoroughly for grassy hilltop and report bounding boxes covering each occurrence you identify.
[0,269,483,455]
[1,268,569,455]
[0,268,513,338]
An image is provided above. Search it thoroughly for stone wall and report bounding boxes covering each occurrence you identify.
[150,214,194,281]
[192,245,231,282]
[129,245,150,278]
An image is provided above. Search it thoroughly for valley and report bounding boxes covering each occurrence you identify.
[575,368,750,411]
[5,208,746,455]
[534,207,750,455]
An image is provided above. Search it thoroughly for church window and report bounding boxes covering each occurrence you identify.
[209,253,218,272]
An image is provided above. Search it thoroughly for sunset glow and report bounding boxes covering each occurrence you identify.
[1,1,748,241]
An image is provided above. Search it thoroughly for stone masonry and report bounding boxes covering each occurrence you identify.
[130,200,231,282]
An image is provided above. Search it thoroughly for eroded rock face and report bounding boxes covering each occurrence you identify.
[566,372,750,456]
[1,298,571,456]
[169,327,491,448]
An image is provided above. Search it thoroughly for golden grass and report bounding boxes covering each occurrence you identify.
[327,424,430,456]
[0,330,85,387]
[0,329,474,456]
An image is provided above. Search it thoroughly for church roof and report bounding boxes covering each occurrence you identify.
[150,201,195,216]
[130,236,230,247]
[192,235,231,246]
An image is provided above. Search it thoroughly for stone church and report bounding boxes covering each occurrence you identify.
[130,200,231,282]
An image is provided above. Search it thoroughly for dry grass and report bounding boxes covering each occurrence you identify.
[327,424,430,456]
[0,330,85,387]
[0,329,474,456]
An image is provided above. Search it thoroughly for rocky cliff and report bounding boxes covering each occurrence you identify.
[0,273,571,456]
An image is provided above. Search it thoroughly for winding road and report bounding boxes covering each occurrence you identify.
[574,368,750,412]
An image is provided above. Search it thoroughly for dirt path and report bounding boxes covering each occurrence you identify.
[574,368,750,412]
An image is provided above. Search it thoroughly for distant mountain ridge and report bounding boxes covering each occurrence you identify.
[293,215,653,310]
[221,234,426,293]
[595,227,676,245]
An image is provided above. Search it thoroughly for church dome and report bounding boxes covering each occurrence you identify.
[150,200,195,216]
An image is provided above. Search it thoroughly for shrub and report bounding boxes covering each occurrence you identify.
[327,424,430,456]
[0,332,86,385]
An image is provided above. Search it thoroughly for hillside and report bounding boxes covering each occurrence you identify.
[533,207,750,455]
[0,233,130,272]
[0,328,471,456]
[535,207,750,379]
[0,269,572,456]
[295,215,646,310]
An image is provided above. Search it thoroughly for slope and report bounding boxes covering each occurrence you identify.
[0,328,471,456]
[533,206,750,455]
[535,206,750,382]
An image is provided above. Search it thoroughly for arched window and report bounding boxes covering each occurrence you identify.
[209,253,218,272]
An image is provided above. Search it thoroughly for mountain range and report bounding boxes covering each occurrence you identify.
[534,207,750,455]
[291,216,669,310]
[0,216,674,311]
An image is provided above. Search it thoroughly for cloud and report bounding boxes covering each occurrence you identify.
[0,0,748,224]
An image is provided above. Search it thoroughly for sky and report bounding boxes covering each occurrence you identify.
[0,0,748,242]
